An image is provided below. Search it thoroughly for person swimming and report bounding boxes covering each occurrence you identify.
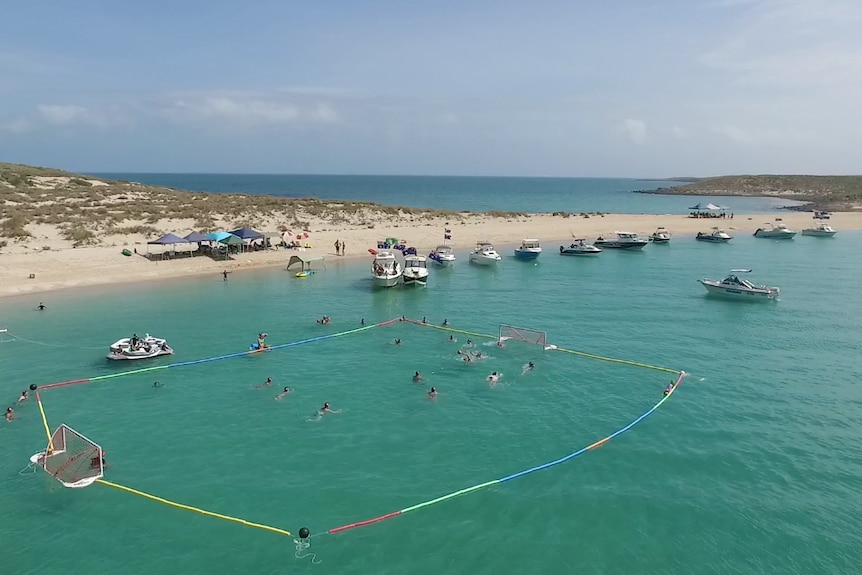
[487,371,501,386]
[413,371,422,382]
[256,377,273,389]
[448,335,456,342]
[496,339,506,348]
[663,382,674,396]
[427,386,437,399]
[442,319,449,327]
[153,381,163,388]
[465,339,473,347]
[6,406,15,422]
[394,338,402,345]
[275,387,292,400]
[17,390,29,403]
[319,402,341,415]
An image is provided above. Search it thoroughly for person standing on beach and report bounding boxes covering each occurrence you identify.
[334,239,341,255]
[222,270,231,281]
[340,240,345,256]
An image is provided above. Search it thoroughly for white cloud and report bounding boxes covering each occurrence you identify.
[622,118,647,144]
[38,104,90,125]
[162,94,340,127]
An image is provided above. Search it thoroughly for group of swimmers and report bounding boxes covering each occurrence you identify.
[254,376,340,415]
[5,387,34,422]
[412,371,437,399]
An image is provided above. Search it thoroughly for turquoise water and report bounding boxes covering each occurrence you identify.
[2,232,862,574]
[94,173,805,214]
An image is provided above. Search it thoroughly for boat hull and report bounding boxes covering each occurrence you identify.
[700,282,778,300]
[469,255,500,265]
[373,276,400,288]
[402,270,429,286]
[594,242,647,250]
[107,336,173,360]
[801,230,837,237]
[429,256,455,267]
[696,236,731,243]
[514,249,541,260]
[754,231,796,239]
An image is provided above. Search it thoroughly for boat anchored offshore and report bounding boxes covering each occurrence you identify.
[594,231,648,250]
[699,269,779,301]
[371,250,401,288]
[696,227,733,242]
[514,239,542,260]
[469,241,502,265]
[402,255,429,286]
[107,334,173,360]
[754,222,796,239]
[428,245,456,266]
[801,223,837,237]
[649,227,671,243]
[559,239,602,255]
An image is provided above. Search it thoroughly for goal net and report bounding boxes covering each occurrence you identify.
[39,424,104,488]
[498,325,553,349]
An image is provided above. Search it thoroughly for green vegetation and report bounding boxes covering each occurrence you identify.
[1,161,507,243]
[653,175,862,211]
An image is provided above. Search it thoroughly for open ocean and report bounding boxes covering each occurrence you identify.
[2,179,861,575]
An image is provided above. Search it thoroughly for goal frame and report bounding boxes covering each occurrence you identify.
[498,324,552,349]
[39,424,104,488]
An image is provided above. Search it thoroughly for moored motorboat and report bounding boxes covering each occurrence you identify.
[594,231,648,250]
[559,239,602,255]
[649,227,671,243]
[801,223,837,237]
[699,269,779,300]
[696,227,733,242]
[107,334,173,360]
[469,241,502,265]
[754,222,796,239]
[371,250,401,288]
[514,239,542,260]
[402,255,429,286]
[428,245,456,266]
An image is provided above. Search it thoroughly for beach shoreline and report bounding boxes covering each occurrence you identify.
[1,211,857,300]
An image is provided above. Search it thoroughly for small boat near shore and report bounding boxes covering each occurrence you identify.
[469,241,502,265]
[696,227,733,243]
[801,223,837,237]
[429,245,456,266]
[402,255,429,286]
[514,239,542,260]
[107,334,173,360]
[594,231,648,250]
[559,240,602,255]
[699,269,779,301]
[649,227,671,243]
[754,222,796,239]
[371,250,401,288]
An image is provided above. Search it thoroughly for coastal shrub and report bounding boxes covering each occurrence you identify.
[0,239,7,249]
[0,214,32,238]
[114,225,159,235]
[61,226,96,246]
[68,178,93,187]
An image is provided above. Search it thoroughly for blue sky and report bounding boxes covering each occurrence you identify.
[1,0,860,176]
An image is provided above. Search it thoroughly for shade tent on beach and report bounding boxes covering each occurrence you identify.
[147,233,194,258]
[688,202,728,211]
[207,232,244,245]
[287,254,326,272]
[230,228,264,240]
[183,232,212,243]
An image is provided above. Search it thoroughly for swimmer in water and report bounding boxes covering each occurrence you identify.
[442,319,449,327]
[487,371,501,386]
[319,402,341,415]
[428,386,437,399]
[471,351,484,359]
[663,382,674,396]
[496,339,506,348]
[256,377,273,389]
[465,339,473,347]
[5,407,14,422]
[462,354,473,363]
[153,381,163,388]
[413,371,423,382]
[522,361,535,375]
[17,390,29,403]
[394,338,402,345]
[448,334,456,342]
[275,387,292,400]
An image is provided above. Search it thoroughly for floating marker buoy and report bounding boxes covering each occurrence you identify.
[299,527,310,539]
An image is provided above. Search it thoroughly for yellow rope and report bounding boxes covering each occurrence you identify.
[553,347,679,374]
[96,479,291,537]
[34,391,54,454]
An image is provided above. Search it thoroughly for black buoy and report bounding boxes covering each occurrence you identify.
[29,384,38,391]
[298,527,310,539]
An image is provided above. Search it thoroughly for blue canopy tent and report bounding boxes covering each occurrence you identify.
[207,232,244,260]
[230,227,266,252]
[147,233,192,258]
[182,231,212,257]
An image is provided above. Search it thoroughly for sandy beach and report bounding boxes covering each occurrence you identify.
[0,211,857,299]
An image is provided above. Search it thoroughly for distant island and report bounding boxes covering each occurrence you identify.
[641,175,862,212]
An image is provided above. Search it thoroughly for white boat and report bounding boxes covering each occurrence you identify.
[696,227,733,242]
[801,223,837,237]
[594,231,648,250]
[402,255,429,286]
[107,334,173,360]
[428,244,456,267]
[469,241,502,265]
[514,239,542,260]
[649,227,671,243]
[754,222,796,239]
[699,269,779,301]
[371,250,401,288]
[559,239,602,255]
